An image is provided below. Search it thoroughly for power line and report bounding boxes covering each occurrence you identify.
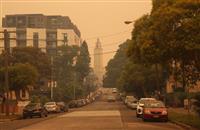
[85,29,132,40]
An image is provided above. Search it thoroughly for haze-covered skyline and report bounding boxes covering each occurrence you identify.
[0,0,152,67]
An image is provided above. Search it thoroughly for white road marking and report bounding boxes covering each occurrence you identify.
[59,110,121,117]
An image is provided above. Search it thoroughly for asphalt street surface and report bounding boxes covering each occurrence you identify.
[0,97,184,130]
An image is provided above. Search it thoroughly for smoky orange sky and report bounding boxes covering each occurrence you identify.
[0,0,152,68]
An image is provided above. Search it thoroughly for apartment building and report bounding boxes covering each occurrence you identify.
[0,14,81,54]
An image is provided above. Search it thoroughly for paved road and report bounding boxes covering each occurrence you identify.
[11,101,183,130]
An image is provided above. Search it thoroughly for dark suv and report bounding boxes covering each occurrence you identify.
[23,103,48,119]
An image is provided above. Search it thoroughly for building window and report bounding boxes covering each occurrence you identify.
[33,32,39,48]
[6,17,16,27]
[47,41,57,48]
[47,32,57,40]
[17,16,26,27]
[28,17,36,27]
[63,33,68,45]
[17,32,26,47]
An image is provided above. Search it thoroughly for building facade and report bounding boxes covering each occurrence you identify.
[0,14,81,54]
[94,38,104,86]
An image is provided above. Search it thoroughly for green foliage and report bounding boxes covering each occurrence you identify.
[127,0,200,92]
[11,47,51,79]
[75,41,91,83]
[166,92,187,107]
[194,93,200,117]
[103,40,130,88]
[117,61,163,98]
[0,63,38,99]
[54,43,91,101]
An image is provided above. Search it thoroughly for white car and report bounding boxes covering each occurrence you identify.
[124,96,136,105]
[112,88,117,93]
[127,100,138,109]
[44,102,60,113]
[136,98,156,118]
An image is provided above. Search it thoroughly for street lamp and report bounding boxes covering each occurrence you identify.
[124,20,135,25]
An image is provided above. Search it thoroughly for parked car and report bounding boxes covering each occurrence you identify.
[124,96,136,105]
[44,102,60,113]
[76,99,85,107]
[82,99,87,105]
[56,102,69,112]
[136,98,156,118]
[85,98,91,104]
[107,95,116,102]
[127,100,138,109]
[68,100,78,108]
[119,93,126,101]
[23,103,48,119]
[112,88,117,93]
[142,101,168,122]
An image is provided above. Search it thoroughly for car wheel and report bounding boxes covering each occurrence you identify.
[136,113,139,118]
[163,118,168,122]
[142,117,147,122]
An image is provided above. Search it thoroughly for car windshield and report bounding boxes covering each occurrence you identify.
[145,102,165,108]
[57,102,65,105]
[126,96,135,100]
[25,103,38,108]
[131,101,137,103]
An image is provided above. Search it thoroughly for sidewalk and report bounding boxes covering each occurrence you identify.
[0,113,21,122]
[169,107,195,115]
[168,107,200,130]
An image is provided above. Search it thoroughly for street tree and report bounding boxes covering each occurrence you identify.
[0,63,38,100]
[75,41,91,84]
[103,40,130,88]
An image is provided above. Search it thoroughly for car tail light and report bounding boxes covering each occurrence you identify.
[144,109,151,114]
[162,110,168,115]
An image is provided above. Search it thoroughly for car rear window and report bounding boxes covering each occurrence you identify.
[145,102,165,108]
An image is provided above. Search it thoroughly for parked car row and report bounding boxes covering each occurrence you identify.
[122,95,168,122]
[23,101,69,119]
[68,95,101,108]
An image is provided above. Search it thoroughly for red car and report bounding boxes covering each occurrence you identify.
[142,101,168,122]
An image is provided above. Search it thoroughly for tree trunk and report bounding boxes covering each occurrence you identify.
[181,62,186,92]
[15,90,21,101]
[155,64,160,92]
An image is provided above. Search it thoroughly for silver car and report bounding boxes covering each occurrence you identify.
[44,102,60,113]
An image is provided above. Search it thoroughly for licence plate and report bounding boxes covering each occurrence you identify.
[153,115,159,118]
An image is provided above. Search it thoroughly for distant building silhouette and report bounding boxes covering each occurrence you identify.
[94,38,103,86]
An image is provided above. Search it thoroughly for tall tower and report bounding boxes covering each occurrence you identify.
[94,38,103,86]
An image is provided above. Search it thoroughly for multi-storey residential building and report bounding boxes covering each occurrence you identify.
[0,14,81,55]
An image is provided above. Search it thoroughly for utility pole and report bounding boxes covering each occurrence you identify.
[73,72,76,100]
[3,29,10,116]
[50,56,54,101]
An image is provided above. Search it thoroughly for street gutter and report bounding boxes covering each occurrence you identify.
[169,120,198,130]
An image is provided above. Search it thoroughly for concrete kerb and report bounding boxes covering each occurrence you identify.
[169,120,197,130]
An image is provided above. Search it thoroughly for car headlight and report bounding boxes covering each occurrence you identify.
[162,110,168,115]
[144,110,151,114]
